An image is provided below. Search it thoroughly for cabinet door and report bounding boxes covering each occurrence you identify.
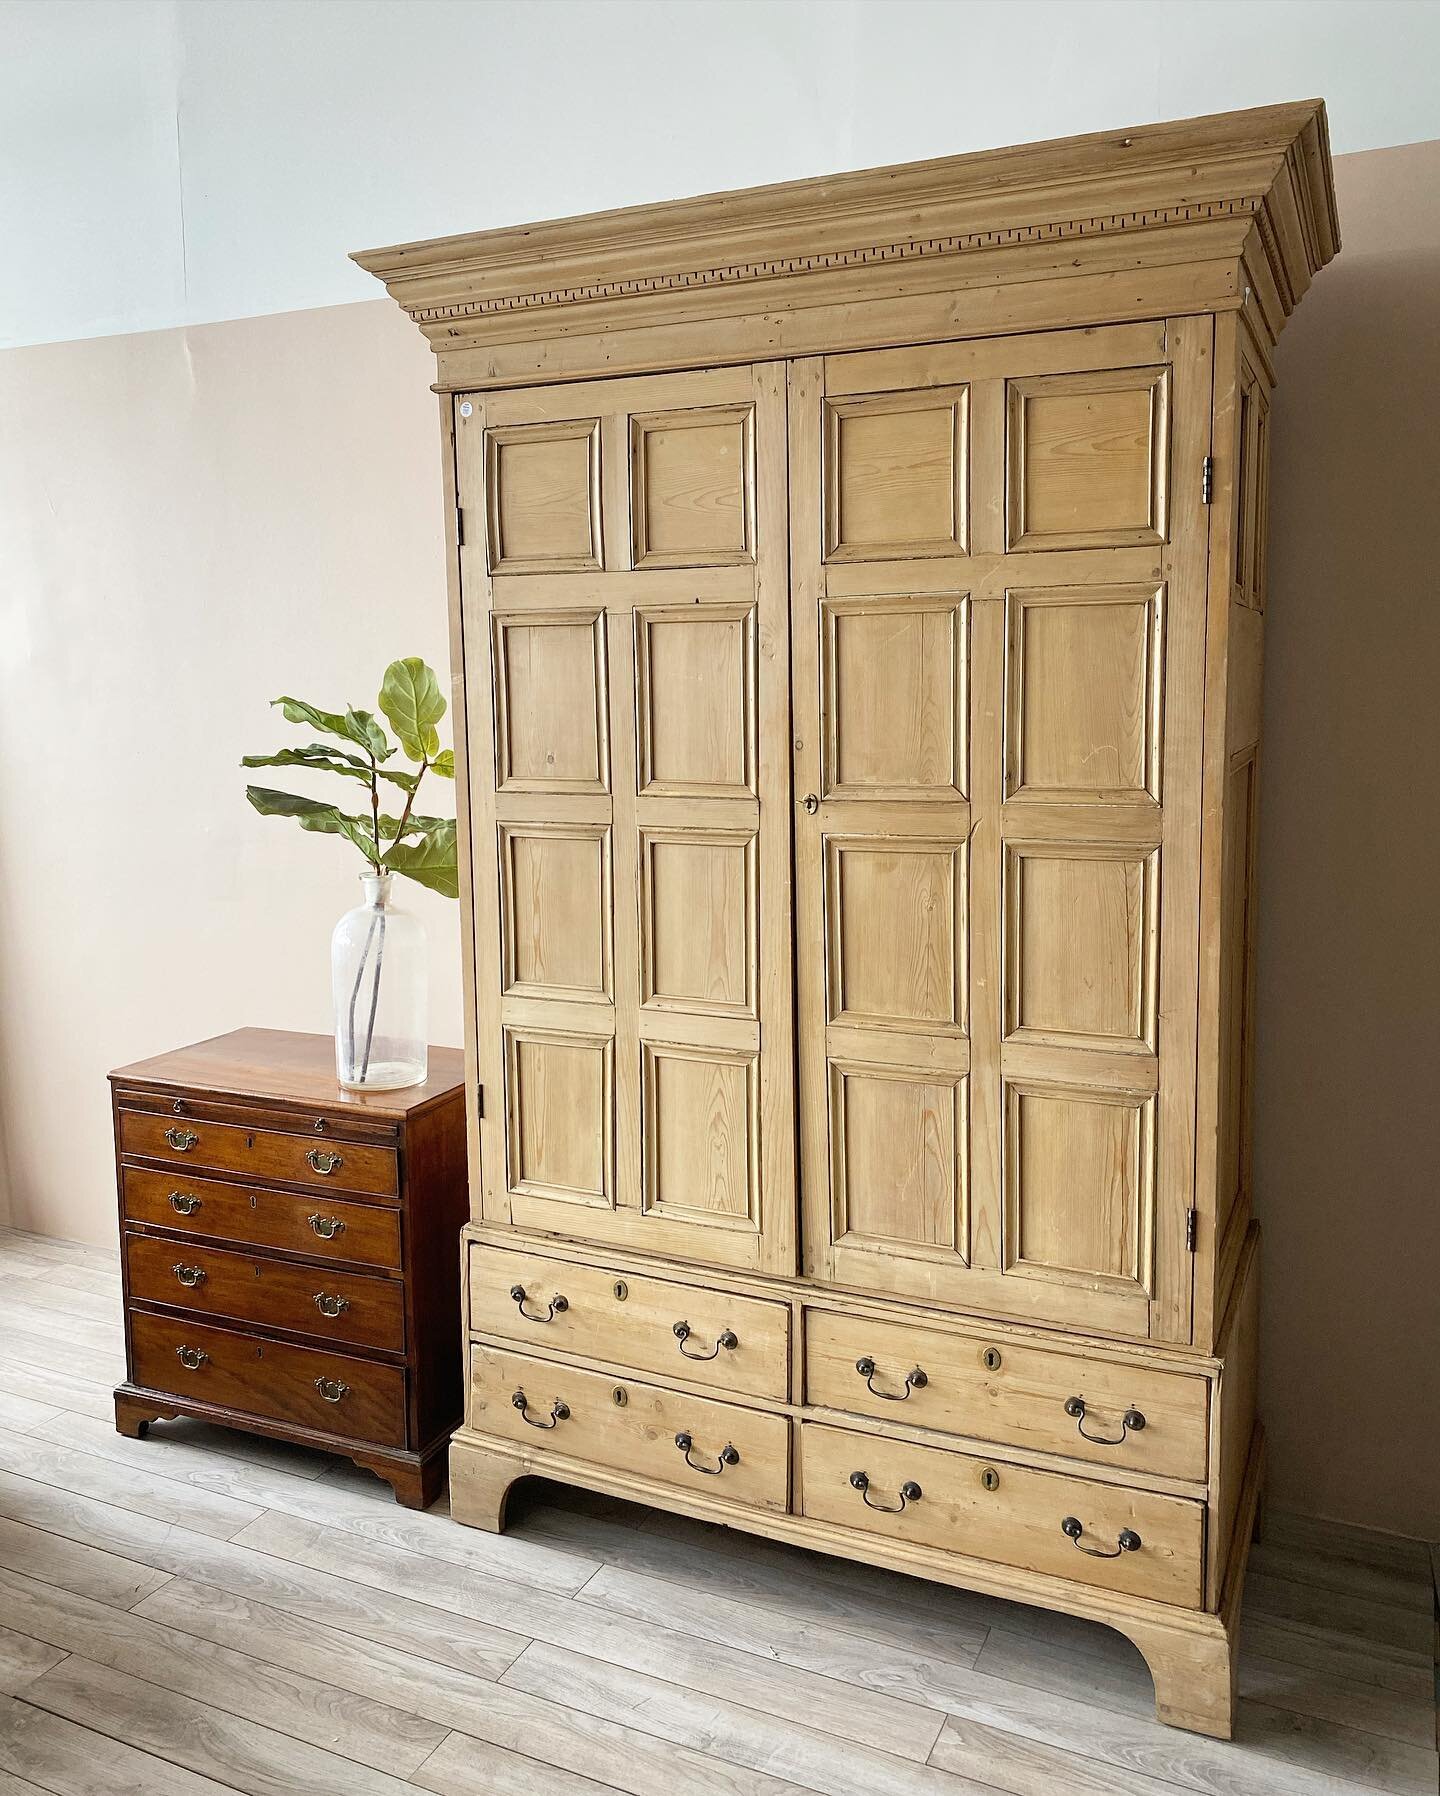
[790,322,1210,1341]
[455,367,795,1275]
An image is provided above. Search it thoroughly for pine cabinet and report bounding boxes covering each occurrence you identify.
[360,99,1339,1736]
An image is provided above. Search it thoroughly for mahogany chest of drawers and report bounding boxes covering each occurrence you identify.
[110,1027,468,1507]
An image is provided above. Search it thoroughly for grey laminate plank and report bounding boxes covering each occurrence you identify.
[0,1293,123,1357]
[33,1264,124,1299]
[0,1693,234,1796]
[1263,1512,1434,1581]
[1240,1649,1438,1749]
[0,1255,52,1284]
[929,1714,1194,1796]
[22,1653,424,1796]
[232,1509,949,1764]
[971,1624,1156,1719]
[0,1333,122,1393]
[501,1640,1000,1796]
[0,1465,206,1562]
[0,1767,51,1794]
[0,1232,116,1269]
[1234,1701,1438,1796]
[0,1427,264,1540]
[1241,1614,1435,1700]
[139,1578,812,1796]
[413,1732,641,1796]
[0,1359,116,1423]
[32,1410,597,1594]
[0,1567,449,1778]
[521,1501,992,1664]
[0,1515,171,1611]
[0,1394,59,1434]
[0,1276,120,1327]
[30,1404,339,1483]
[0,1630,66,1699]
[1247,1573,1434,1657]
[1250,1541,1435,1615]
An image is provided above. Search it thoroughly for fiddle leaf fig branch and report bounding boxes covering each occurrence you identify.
[243,657,458,898]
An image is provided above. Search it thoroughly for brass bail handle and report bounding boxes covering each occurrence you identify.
[1064,1396,1146,1446]
[855,1355,928,1400]
[1061,1516,1142,1557]
[674,1432,740,1475]
[511,1284,569,1323]
[673,1320,739,1361]
[849,1470,921,1513]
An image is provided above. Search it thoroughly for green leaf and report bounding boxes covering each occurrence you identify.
[376,766,420,792]
[241,745,372,783]
[345,706,394,762]
[385,820,458,897]
[299,811,382,861]
[271,695,393,763]
[245,786,340,820]
[272,696,353,739]
[379,658,446,762]
[378,811,447,842]
[429,749,455,779]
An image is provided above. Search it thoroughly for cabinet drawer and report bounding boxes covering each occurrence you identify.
[468,1245,789,1400]
[121,1168,402,1270]
[119,1110,398,1198]
[468,1344,789,1512]
[800,1422,1202,1607]
[125,1234,405,1354]
[805,1310,1208,1482]
[130,1312,407,1447]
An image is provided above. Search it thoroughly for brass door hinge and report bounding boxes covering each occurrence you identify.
[1201,456,1214,505]
[1186,1208,1198,1252]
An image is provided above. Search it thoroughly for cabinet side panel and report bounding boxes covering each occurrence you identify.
[1208,1224,1259,1609]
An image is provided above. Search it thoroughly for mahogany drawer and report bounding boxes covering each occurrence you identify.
[800,1422,1203,1607]
[125,1233,405,1354]
[468,1244,789,1400]
[121,1167,402,1270]
[468,1343,789,1512]
[119,1109,398,1198]
[130,1311,407,1447]
[804,1309,1208,1482]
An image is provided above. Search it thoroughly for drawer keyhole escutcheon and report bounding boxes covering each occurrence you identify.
[511,1284,569,1323]
[314,1292,351,1317]
[172,1099,187,1115]
[981,1346,1002,1372]
[164,1127,199,1152]
[314,1377,349,1403]
[980,1466,1000,1491]
[1061,1516,1142,1556]
[307,1147,344,1176]
[1064,1396,1146,1445]
[611,1386,627,1406]
[673,1320,738,1361]
[612,1280,628,1301]
[172,1263,205,1288]
[674,1432,740,1474]
[308,1214,345,1240]
[175,1345,208,1370]
[512,1388,569,1429]
[850,1471,921,1513]
[169,1192,201,1215]
[855,1356,927,1400]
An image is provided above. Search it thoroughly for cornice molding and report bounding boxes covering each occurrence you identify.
[356,100,1338,369]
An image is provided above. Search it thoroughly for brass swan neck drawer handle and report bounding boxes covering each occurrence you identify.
[174,1345,209,1370]
[169,1191,202,1215]
[1064,1397,1146,1445]
[314,1292,351,1317]
[1061,1516,1142,1557]
[850,1470,921,1512]
[855,1356,928,1400]
[164,1127,200,1152]
[673,1321,738,1361]
[510,1284,569,1323]
[308,1214,345,1240]
[172,1263,206,1288]
[512,1388,569,1429]
[314,1377,350,1403]
[674,1432,740,1474]
[306,1147,344,1176]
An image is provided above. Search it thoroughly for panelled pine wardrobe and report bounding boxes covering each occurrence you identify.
[359,100,1338,1736]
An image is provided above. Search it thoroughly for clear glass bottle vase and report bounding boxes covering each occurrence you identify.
[332,873,427,1091]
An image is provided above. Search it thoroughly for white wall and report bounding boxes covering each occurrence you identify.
[5,0,1440,348]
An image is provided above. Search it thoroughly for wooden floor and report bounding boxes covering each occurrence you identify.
[0,1226,1433,1796]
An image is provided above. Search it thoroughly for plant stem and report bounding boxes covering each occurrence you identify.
[359,907,387,1081]
[344,906,380,1081]
[391,759,427,849]
[368,756,382,870]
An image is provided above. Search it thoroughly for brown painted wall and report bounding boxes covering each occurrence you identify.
[1257,138,1440,1540]
[1,139,1435,1538]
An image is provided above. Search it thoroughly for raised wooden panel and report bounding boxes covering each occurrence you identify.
[1218,750,1258,1244]
[1007,368,1169,551]
[1004,586,1163,802]
[485,418,601,573]
[500,823,612,1002]
[643,1043,758,1229]
[825,837,966,1035]
[822,595,968,800]
[1004,843,1158,1052]
[1005,1083,1154,1293]
[640,829,756,1016]
[630,405,755,567]
[824,387,968,561]
[505,1029,614,1208]
[831,1062,967,1259]
[492,610,609,792]
[635,603,755,796]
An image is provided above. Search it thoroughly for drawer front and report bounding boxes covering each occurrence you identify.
[468,1245,789,1400]
[117,1087,398,1145]
[120,1110,398,1198]
[469,1344,789,1512]
[800,1422,1203,1607]
[122,1169,402,1270]
[130,1311,407,1446]
[125,1234,405,1354]
[805,1310,1208,1482]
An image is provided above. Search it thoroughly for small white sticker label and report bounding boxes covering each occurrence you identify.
[459,401,473,417]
